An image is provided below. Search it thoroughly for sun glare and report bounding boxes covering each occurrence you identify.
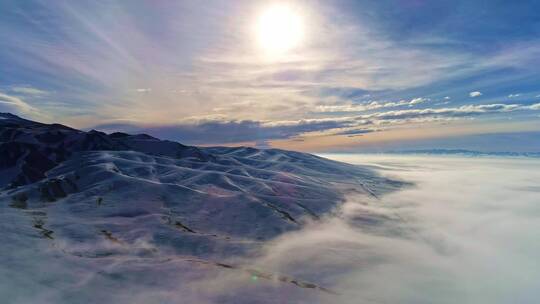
[256,4,304,55]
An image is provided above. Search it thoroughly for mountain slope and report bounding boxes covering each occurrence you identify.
[0,113,404,303]
[0,113,210,188]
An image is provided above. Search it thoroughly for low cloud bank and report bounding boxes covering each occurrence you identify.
[198,155,540,303]
[92,102,540,146]
[94,119,357,145]
[260,154,540,303]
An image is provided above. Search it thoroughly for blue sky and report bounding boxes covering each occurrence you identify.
[1,0,539,151]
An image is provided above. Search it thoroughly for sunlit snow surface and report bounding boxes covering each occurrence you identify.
[2,154,540,303]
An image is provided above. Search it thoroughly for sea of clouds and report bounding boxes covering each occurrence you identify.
[201,154,540,303]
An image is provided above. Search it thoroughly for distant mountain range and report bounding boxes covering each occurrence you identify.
[385,149,540,158]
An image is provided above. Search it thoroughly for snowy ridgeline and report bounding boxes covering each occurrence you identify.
[0,113,403,302]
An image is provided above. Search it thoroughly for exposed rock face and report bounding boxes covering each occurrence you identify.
[0,113,210,188]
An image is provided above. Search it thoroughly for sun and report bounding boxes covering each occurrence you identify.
[255,4,304,55]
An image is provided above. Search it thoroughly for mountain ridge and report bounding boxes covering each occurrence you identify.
[0,113,404,301]
[0,112,212,188]
[1,112,402,240]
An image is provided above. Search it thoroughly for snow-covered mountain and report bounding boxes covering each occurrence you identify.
[0,113,403,302]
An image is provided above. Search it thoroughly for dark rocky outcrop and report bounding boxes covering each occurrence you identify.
[0,113,210,188]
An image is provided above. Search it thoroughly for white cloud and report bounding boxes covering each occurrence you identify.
[136,88,152,93]
[469,91,482,98]
[315,98,429,113]
[293,155,540,304]
[444,96,451,100]
[508,93,521,98]
[409,97,428,105]
[356,103,532,124]
[314,102,539,131]
[10,86,49,96]
[0,92,38,113]
[528,103,540,110]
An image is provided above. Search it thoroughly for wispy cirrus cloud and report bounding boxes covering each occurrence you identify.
[314,97,430,113]
[2,1,540,149]
[0,92,39,115]
[361,103,524,121]
[10,86,49,97]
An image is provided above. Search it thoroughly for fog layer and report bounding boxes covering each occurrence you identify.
[161,155,540,303]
